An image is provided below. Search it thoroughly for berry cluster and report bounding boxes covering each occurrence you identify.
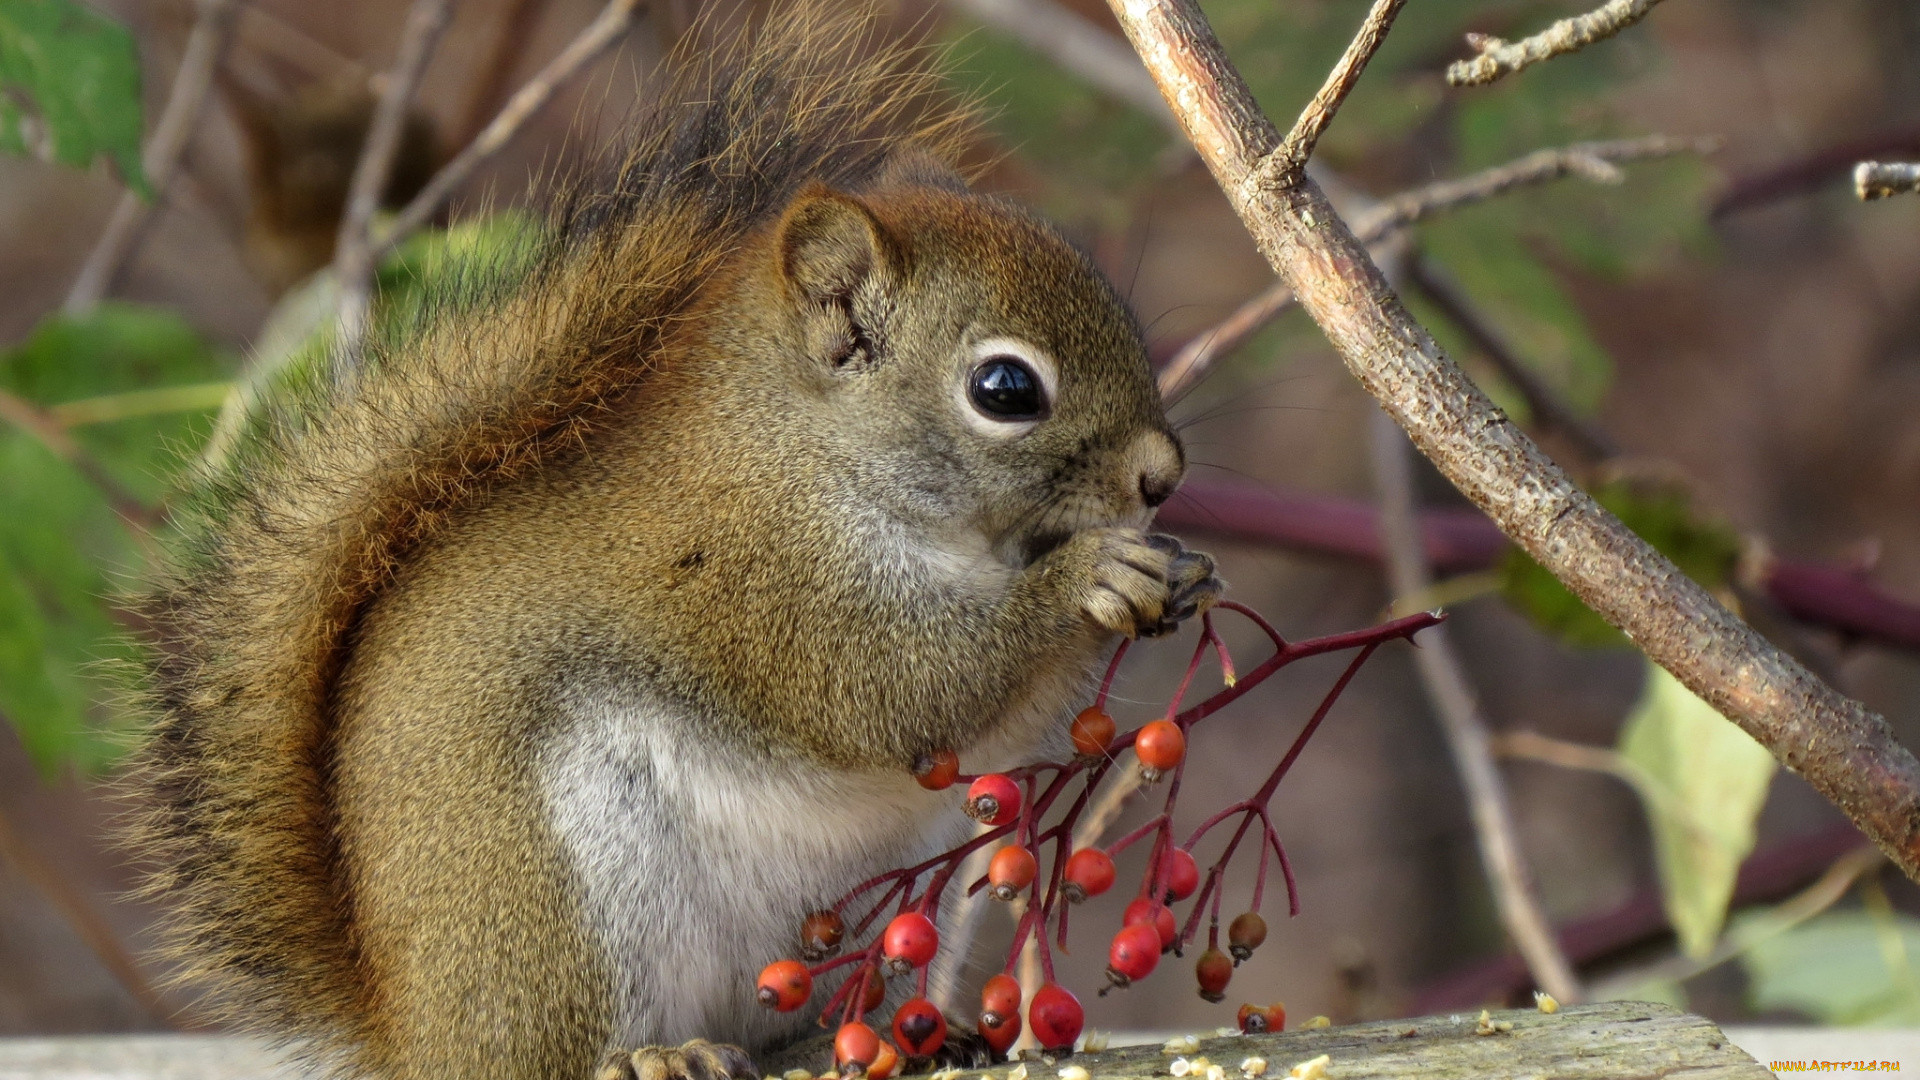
[754,601,1439,1077]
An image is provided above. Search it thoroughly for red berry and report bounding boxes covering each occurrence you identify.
[1237,1002,1286,1034]
[835,1022,881,1071]
[892,997,947,1058]
[882,911,939,973]
[980,972,1023,1019]
[965,774,1021,826]
[987,845,1038,901]
[1195,948,1232,1003]
[801,910,845,961]
[756,959,813,1012]
[1070,707,1116,757]
[1134,720,1186,778]
[1228,911,1267,962]
[1105,922,1162,987]
[1162,848,1199,902]
[1062,848,1116,903]
[978,1008,1021,1056]
[1027,982,1084,1050]
[914,749,960,791]
[868,1040,900,1080]
[1123,897,1177,950]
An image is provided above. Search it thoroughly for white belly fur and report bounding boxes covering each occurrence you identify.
[539,687,1080,1056]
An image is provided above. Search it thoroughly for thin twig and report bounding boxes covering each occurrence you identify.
[1272,0,1407,180]
[1369,410,1583,1003]
[1712,126,1920,218]
[944,0,1181,136]
[451,0,550,148]
[332,0,458,377]
[1405,252,1619,462]
[1157,136,1712,401]
[1108,0,1920,885]
[1857,162,1920,201]
[0,795,172,1024]
[373,0,644,259]
[0,389,155,528]
[1446,0,1672,88]
[1349,135,1720,238]
[63,0,243,314]
[1156,281,1291,401]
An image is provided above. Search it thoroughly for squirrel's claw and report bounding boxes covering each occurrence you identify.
[597,1040,760,1080]
[1149,539,1223,638]
[1069,529,1220,639]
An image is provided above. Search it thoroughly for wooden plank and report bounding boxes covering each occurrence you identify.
[0,1002,1769,1079]
[904,1002,1771,1080]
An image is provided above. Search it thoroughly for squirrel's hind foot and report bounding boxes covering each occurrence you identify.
[597,1040,759,1080]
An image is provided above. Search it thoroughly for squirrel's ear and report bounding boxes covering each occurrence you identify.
[777,185,895,306]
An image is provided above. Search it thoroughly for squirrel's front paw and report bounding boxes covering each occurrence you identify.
[596,1040,759,1080]
[1064,529,1220,639]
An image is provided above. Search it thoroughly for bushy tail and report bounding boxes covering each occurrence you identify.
[126,2,973,1054]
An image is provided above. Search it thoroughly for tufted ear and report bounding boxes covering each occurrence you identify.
[777,184,895,307]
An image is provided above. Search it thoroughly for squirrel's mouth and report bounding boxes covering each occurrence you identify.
[1019,529,1073,566]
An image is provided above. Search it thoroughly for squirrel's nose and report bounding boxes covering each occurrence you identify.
[1140,472,1177,507]
[1132,430,1185,508]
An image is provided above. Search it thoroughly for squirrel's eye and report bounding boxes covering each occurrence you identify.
[969,358,1048,421]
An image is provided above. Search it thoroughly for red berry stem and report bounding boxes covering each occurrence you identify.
[1094,636,1131,711]
[1202,612,1236,687]
[1217,599,1288,650]
[1162,627,1214,724]
[1250,827,1270,914]
[1265,810,1301,917]
[808,950,877,978]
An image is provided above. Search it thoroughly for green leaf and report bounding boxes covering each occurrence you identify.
[1742,909,1920,1025]
[0,303,227,771]
[1501,475,1742,649]
[1619,660,1776,958]
[0,0,147,194]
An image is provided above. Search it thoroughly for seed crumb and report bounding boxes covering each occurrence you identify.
[1206,1064,1227,1080]
[1287,1054,1329,1080]
[1082,1032,1111,1053]
[1239,1056,1267,1079]
[1058,1066,1090,1080]
[1164,1036,1201,1055]
[1534,991,1559,1014]
[1010,1064,1029,1080]
[784,1070,814,1080]
[1300,1016,1330,1030]
[1170,1058,1193,1077]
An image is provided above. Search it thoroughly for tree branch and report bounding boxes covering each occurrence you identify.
[1446,0,1672,88]
[1370,411,1583,1003]
[1108,0,1920,883]
[331,0,457,377]
[63,0,242,315]
[1404,252,1619,462]
[373,0,644,260]
[1272,0,1407,179]
[1711,125,1920,218]
[1157,136,1712,402]
[1160,475,1920,658]
[1856,161,1920,201]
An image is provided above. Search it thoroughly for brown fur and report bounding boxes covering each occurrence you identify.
[129,8,972,1070]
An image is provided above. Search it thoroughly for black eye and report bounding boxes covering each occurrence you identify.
[969,357,1048,421]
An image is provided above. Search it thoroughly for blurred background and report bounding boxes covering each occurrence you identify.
[3,0,1920,1045]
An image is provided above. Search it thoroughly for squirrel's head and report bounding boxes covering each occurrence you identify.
[720,163,1182,567]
